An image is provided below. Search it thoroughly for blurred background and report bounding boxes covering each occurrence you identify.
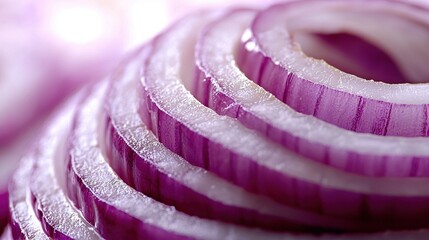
[0,0,275,188]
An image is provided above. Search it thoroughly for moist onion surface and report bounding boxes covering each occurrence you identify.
[104,40,382,232]
[30,101,102,240]
[5,0,429,239]
[194,1,429,177]
[139,7,429,228]
[237,0,429,136]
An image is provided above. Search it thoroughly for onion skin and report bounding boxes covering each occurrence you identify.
[237,0,429,137]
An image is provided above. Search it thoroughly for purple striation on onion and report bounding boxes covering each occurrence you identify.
[103,46,383,232]
[29,103,102,240]
[237,0,429,137]
[66,82,290,239]
[138,8,429,227]
[0,191,7,235]
[194,4,429,177]
[5,1,429,239]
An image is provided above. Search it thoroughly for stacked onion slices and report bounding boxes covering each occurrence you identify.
[5,0,429,239]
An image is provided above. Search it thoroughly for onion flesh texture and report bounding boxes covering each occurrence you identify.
[103,47,378,232]
[69,44,429,240]
[194,5,429,178]
[139,9,429,226]
[8,156,48,240]
[6,1,429,238]
[237,0,429,136]
[67,82,288,240]
[30,103,102,240]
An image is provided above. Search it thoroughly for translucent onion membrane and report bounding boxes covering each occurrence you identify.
[194,5,429,177]
[8,156,48,240]
[103,46,382,232]
[139,8,429,227]
[237,0,429,137]
[30,104,102,240]
[68,55,429,240]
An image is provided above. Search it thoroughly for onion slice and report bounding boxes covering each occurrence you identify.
[194,5,429,177]
[9,156,48,240]
[139,9,429,226]
[66,81,291,240]
[68,45,429,240]
[237,0,429,136]
[103,47,380,232]
[30,101,102,239]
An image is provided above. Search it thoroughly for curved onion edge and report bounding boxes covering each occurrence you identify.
[194,3,429,178]
[8,155,49,240]
[30,99,102,240]
[66,80,293,240]
[66,43,429,240]
[102,44,391,232]
[238,0,429,137]
[0,191,7,235]
[139,8,429,226]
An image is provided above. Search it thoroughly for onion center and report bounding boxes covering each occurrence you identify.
[281,1,429,84]
[294,32,408,84]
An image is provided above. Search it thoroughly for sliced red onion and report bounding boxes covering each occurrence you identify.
[139,9,429,226]
[0,226,11,240]
[66,82,292,240]
[194,5,429,177]
[67,52,429,240]
[103,48,383,232]
[30,103,102,239]
[237,0,429,136]
[8,156,48,240]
